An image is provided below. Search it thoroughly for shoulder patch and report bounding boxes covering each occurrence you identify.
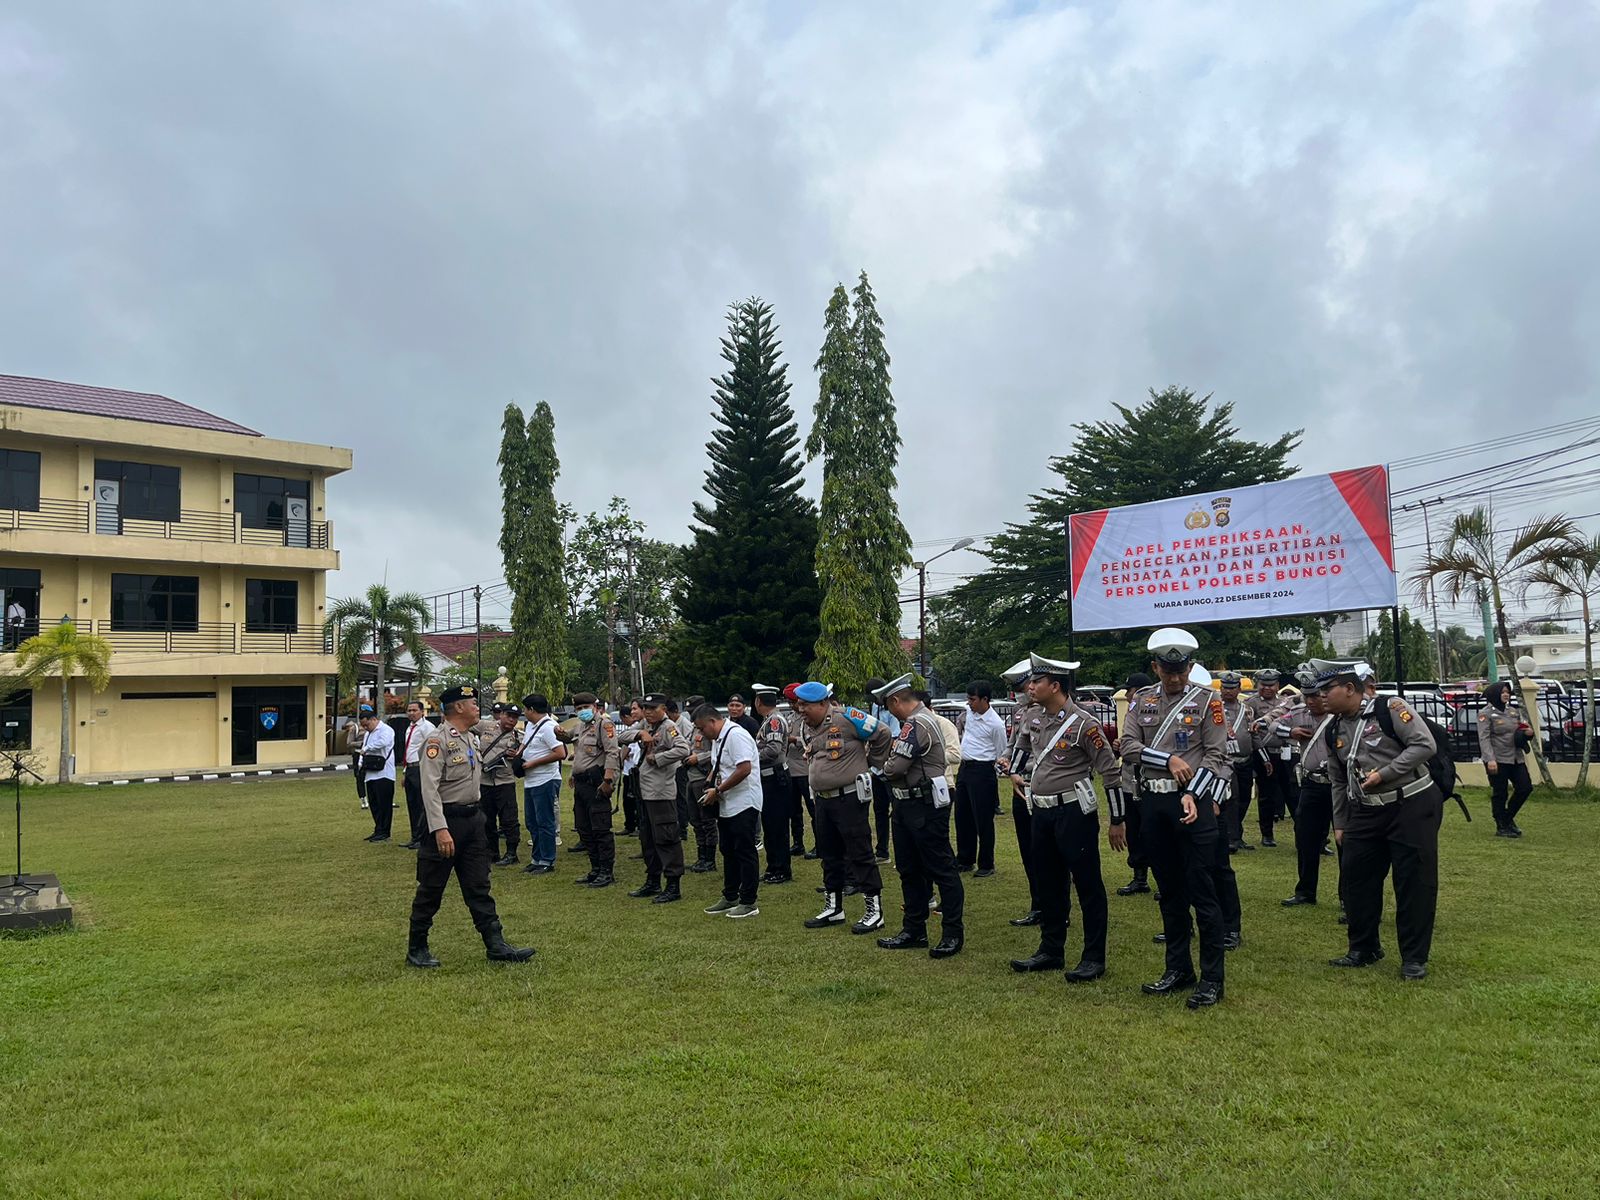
[602,720,615,735]
[425,743,440,759]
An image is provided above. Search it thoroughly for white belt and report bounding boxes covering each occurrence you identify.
[1359,775,1433,806]
[1029,792,1067,809]
[1142,779,1182,794]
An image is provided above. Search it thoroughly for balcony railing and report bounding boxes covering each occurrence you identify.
[85,621,334,655]
[0,498,330,549]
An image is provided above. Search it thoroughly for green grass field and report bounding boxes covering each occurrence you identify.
[3,776,1598,1199]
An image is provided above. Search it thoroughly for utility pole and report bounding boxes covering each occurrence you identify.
[473,584,483,696]
[911,537,974,686]
[625,538,643,695]
[1420,499,1446,680]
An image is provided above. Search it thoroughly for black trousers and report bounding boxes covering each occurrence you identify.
[675,767,692,843]
[367,778,395,837]
[1294,780,1335,901]
[409,807,500,943]
[891,795,963,940]
[1012,791,1045,913]
[1142,790,1225,985]
[719,807,761,904]
[1123,789,1149,876]
[403,766,426,842]
[1211,798,1241,934]
[478,782,519,857]
[641,796,684,880]
[760,773,792,878]
[1342,786,1443,965]
[815,790,883,895]
[871,774,892,857]
[1488,762,1533,828]
[1031,801,1105,963]
[687,775,718,862]
[789,774,809,848]
[954,761,999,870]
[1227,761,1254,845]
[1255,757,1284,836]
[352,755,366,800]
[573,771,615,874]
[621,772,640,834]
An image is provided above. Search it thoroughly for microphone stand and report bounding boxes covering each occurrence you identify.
[3,750,44,895]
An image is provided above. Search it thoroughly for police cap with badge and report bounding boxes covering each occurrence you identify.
[869,673,915,703]
[438,685,478,708]
[1219,670,1243,689]
[1148,626,1199,669]
[1027,652,1079,685]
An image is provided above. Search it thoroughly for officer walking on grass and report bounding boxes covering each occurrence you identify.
[406,685,536,969]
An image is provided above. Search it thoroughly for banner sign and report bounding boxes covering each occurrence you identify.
[1067,466,1396,631]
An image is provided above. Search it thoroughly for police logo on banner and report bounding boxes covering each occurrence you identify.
[260,707,279,731]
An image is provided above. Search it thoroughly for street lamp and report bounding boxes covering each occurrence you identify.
[912,537,975,682]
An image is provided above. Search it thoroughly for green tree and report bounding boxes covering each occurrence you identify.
[499,402,571,700]
[1360,608,1438,683]
[14,619,113,783]
[1409,507,1574,785]
[1523,531,1600,786]
[324,584,432,717]
[930,387,1303,688]
[806,273,914,694]
[653,298,820,697]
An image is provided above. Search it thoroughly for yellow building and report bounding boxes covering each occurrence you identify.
[0,374,351,779]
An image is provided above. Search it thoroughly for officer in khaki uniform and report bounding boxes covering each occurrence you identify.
[1282,672,1340,907]
[1478,680,1533,836]
[616,694,690,903]
[406,686,536,968]
[999,658,1047,927]
[783,684,817,857]
[795,681,892,935]
[567,692,620,889]
[752,687,793,884]
[1217,672,1259,852]
[682,693,720,872]
[477,703,524,866]
[875,674,964,958]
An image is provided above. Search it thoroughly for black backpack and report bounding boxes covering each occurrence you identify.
[1325,700,1469,820]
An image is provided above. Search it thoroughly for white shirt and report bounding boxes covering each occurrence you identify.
[708,721,763,817]
[361,721,396,782]
[5,602,23,624]
[520,715,563,786]
[959,706,1009,762]
[403,718,436,768]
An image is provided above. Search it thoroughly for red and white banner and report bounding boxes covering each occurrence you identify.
[1067,466,1396,631]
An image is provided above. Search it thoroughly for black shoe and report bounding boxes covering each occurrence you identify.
[621,829,637,838]
[929,937,963,959]
[1222,932,1242,951]
[761,872,792,885]
[1186,980,1223,1009]
[364,833,382,842]
[522,861,542,874]
[1260,837,1277,848]
[483,926,536,963]
[586,873,614,889]
[843,884,862,897]
[803,850,821,860]
[1337,912,1349,925]
[1010,952,1065,973]
[573,871,596,886]
[1509,821,1524,836]
[1494,826,1517,838]
[1152,933,1168,944]
[1009,910,1042,927]
[629,880,661,898]
[494,852,518,867]
[876,930,929,950]
[1320,844,1335,856]
[401,840,420,850]
[973,867,996,879]
[1153,891,1162,903]
[1401,961,1428,981]
[526,864,555,875]
[875,850,891,862]
[568,843,590,855]
[1141,970,1197,995]
[1235,841,1256,852]
[629,852,645,860]
[1281,894,1316,907]
[405,943,440,969]
[1329,949,1385,968]
[789,843,805,856]
[956,863,974,874]
[1065,960,1105,983]
[652,883,682,905]
[1116,877,1150,896]
[688,859,714,873]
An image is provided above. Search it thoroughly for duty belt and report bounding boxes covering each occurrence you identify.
[1028,792,1070,809]
[1358,774,1433,807]
[815,786,850,800]
[442,803,482,818]
[1141,779,1183,794]
[760,767,788,778]
[891,784,933,801]
[1302,769,1330,784]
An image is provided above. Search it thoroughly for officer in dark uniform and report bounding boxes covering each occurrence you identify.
[752,686,793,884]
[406,685,536,969]
[1282,671,1339,907]
[477,703,523,866]
[1248,669,1289,845]
[682,693,720,872]
[567,692,620,889]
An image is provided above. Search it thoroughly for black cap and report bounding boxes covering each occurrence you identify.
[492,703,522,718]
[439,685,478,707]
[640,693,670,708]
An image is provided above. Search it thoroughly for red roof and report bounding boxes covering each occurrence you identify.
[0,373,261,437]
[423,631,513,662]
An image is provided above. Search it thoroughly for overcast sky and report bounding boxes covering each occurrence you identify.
[3,1,1596,631]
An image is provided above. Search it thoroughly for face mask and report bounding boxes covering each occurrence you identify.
[578,708,595,723]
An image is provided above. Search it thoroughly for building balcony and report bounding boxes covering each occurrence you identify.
[1,620,336,678]
[0,498,336,568]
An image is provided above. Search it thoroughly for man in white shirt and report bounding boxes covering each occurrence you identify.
[399,701,437,850]
[519,693,566,874]
[4,598,26,650]
[692,703,763,919]
[359,708,397,843]
[955,680,1009,878]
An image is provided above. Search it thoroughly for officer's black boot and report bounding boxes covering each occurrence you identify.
[406,936,440,969]
[1116,871,1150,896]
[629,877,661,898]
[652,878,682,905]
[495,847,519,867]
[483,922,536,963]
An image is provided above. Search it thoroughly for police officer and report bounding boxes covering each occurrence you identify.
[752,686,793,885]
[874,674,963,958]
[1184,665,1241,953]
[477,703,524,866]
[567,692,620,889]
[783,684,817,858]
[1248,669,1290,845]
[617,694,690,903]
[668,697,694,847]
[1282,673,1339,907]
[682,693,720,872]
[1217,672,1260,853]
[862,678,901,861]
[1321,661,1441,981]
[1009,654,1125,981]
[405,685,536,968]
[1119,628,1229,1009]
[1114,672,1155,895]
[795,681,892,934]
[1479,681,1533,837]
[999,659,1046,927]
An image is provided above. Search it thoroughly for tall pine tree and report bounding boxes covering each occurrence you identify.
[807,272,914,697]
[653,298,819,697]
[498,401,570,700]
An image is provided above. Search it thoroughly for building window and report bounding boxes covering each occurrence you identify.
[0,689,31,749]
[234,686,307,741]
[0,449,41,512]
[95,459,181,521]
[110,574,200,631]
[235,473,310,531]
[245,579,299,632]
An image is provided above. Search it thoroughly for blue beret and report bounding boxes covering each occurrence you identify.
[794,681,831,703]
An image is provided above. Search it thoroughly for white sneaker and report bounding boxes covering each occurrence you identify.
[703,897,738,914]
[726,903,759,919]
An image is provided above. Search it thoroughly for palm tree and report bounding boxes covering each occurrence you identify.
[1408,507,1574,786]
[14,619,114,784]
[323,585,432,718]
[1440,625,1486,678]
[1523,532,1600,787]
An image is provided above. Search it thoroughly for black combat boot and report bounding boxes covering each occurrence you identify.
[629,877,661,898]
[483,923,536,963]
[405,937,440,969]
[651,878,682,905]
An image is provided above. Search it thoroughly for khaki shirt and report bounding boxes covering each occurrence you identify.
[805,703,893,793]
[1006,701,1046,778]
[1118,683,1229,801]
[571,715,621,776]
[882,705,947,789]
[1477,705,1526,767]
[418,721,484,833]
[1327,697,1437,829]
[1221,697,1257,764]
[1024,699,1122,802]
[619,717,688,800]
[756,710,788,775]
[784,710,808,776]
[1298,710,1338,781]
[476,719,522,786]
[685,725,711,781]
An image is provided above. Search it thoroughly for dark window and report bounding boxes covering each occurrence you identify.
[0,689,31,749]
[110,574,199,631]
[245,579,298,632]
[96,459,181,521]
[234,685,307,741]
[234,474,309,531]
[121,691,218,701]
[0,449,41,512]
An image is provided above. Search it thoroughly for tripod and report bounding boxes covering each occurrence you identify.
[4,750,43,896]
